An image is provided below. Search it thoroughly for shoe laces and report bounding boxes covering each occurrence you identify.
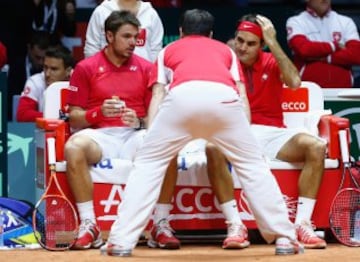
[298,220,317,238]
[79,219,95,237]
[156,219,175,237]
[226,221,247,238]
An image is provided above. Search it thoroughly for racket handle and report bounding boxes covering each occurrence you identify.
[339,130,349,164]
[47,137,56,165]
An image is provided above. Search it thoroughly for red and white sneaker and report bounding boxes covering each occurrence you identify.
[100,242,132,257]
[222,221,250,249]
[296,220,327,249]
[275,237,304,255]
[72,219,103,250]
[147,219,180,249]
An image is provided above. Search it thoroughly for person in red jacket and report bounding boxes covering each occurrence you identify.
[0,41,7,68]
[16,45,74,121]
[286,0,360,88]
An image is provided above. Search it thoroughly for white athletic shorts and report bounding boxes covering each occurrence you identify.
[250,124,309,159]
[71,127,146,161]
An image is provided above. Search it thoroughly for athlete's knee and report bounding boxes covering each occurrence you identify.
[308,138,327,161]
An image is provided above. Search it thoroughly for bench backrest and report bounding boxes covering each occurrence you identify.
[283,81,326,133]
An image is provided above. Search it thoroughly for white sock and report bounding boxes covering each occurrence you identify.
[76,201,96,223]
[220,199,242,224]
[153,203,173,224]
[295,197,316,225]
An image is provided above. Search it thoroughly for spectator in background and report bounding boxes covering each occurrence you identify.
[25,31,52,81]
[0,42,7,69]
[84,0,164,62]
[7,30,52,112]
[32,0,77,45]
[17,45,74,122]
[286,0,360,88]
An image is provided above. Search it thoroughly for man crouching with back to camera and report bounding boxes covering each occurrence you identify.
[102,9,304,257]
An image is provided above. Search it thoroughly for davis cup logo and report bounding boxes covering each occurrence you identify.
[281,88,309,112]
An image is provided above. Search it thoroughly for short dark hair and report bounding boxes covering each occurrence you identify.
[45,45,74,68]
[104,10,141,35]
[29,30,51,50]
[179,9,214,37]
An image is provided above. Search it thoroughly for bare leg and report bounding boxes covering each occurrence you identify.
[158,157,178,204]
[276,133,327,248]
[65,135,102,203]
[276,133,326,199]
[206,144,235,204]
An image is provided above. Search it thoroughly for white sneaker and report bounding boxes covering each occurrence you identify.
[275,237,304,255]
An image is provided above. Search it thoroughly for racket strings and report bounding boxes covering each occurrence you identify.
[330,189,360,246]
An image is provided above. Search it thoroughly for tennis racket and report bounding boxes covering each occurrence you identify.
[32,137,79,251]
[329,130,360,247]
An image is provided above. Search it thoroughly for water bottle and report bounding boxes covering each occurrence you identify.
[0,208,4,247]
[353,210,360,241]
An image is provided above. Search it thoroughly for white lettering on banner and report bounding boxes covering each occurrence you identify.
[96,185,294,223]
[136,39,145,46]
[282,102,307,111]
[99,185,124,213]
[93,159,114,169]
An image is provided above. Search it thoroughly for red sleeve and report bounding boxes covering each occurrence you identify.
[288,35,334,59]
[331,40,360,66]
[16,96,43,122]
[0,42,7,68]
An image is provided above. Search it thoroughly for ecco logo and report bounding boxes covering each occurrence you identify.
[282,101,307,112]
[282,87,309,112]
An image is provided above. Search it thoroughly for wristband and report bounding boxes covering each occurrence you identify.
[85,106,104,125]
[134,117,145,130]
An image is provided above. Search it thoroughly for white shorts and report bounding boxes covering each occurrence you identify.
[250,124,309,159]
[71,127,146,161]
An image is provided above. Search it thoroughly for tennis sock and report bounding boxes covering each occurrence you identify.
[220,199,242,224]
[153,203,173,224]
[295,197,316,225]
[76,201,96,224]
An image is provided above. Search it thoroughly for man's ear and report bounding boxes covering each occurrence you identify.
[66,67,72,79]
[105,30,114,44]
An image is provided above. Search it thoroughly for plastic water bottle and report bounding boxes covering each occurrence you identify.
[353,210,360,241]
[0,208,4,247]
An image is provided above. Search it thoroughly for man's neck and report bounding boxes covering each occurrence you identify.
[104,47,128,67]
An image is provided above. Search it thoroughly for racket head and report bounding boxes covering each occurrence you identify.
[329,188,360,247]
[32,194,79,251]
